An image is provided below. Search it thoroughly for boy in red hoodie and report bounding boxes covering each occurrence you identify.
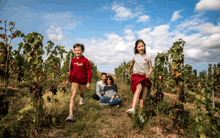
[66,43,92,121]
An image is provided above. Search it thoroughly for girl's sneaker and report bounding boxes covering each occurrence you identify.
[139,115,145,123]
[66,114,74,122]
[99,103,108,106]
[79,98,84,105]
[126,108,135,118]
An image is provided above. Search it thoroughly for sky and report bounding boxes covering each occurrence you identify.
[0,0,220,74]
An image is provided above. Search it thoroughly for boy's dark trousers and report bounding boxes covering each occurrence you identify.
[92,94,104,100]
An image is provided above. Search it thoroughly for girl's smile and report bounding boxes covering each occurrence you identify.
[136,42,145,55]
[107,78,112,86]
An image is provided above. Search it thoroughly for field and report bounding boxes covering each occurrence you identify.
[1,73,220,138]
[0,21,219,138]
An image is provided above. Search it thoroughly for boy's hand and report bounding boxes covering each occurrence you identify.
[110,99,113,102]
[86,82,90,88]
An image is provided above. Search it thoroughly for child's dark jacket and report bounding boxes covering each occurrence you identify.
[68,55,92,83]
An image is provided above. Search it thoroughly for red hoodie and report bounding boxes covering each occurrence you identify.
[68,55,92,84]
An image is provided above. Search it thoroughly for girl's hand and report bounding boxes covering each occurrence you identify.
[127,69,130,73]
[66,81,70,85]
[110,99,113,102]
[86,82,90,88]
[145,73,150,79]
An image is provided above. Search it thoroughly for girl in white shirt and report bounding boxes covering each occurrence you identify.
[126,39,153,122]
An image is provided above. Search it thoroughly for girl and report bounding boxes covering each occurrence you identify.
[99,75,122,106]
[126,39,153,122]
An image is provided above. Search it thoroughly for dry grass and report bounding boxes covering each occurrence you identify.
[1,74,219,137]
[39,78,191,138]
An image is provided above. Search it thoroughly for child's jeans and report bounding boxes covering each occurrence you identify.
[99,96,122,106]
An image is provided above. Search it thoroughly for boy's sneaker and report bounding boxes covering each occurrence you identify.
[126,108,135,118]
[99,103,108,106]
[66,114,74,122]
[79,98,84,105]
[139,115,145,123]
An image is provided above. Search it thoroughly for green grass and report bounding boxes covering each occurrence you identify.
[0,75,219,137]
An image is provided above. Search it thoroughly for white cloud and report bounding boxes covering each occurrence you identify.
[149,25,170,36]
[137,28,152,46]
[105,33,124,42]
[197,22,220,35]
[195,0,220,11]
[135,16,220,63]
[176,18,220,49]
[200,33,220,48]
[178,19,220,35]
[74,30,136,71]
[137,28,151,37]
[137,15,150,22]
[62,13,220,73]
[184,48,211,59]
[171,10,183,22]
[185,48,203,58]
[111,2,141,21]
[145,47,159,59]
[47,25,68,41]
[177,18,207,33]
[124,29,135,41]
[115,41,127,52]
[77,33,125,64]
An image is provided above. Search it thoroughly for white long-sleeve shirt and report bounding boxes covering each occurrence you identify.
[96,80,105,95]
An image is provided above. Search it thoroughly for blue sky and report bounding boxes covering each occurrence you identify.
[0,0,220,74]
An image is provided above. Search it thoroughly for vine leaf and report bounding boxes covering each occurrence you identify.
[18,42,23,52]
[27,57,32,62]
[9,22,14,25]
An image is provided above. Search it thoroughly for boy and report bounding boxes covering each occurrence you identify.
[66,43,92,121]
